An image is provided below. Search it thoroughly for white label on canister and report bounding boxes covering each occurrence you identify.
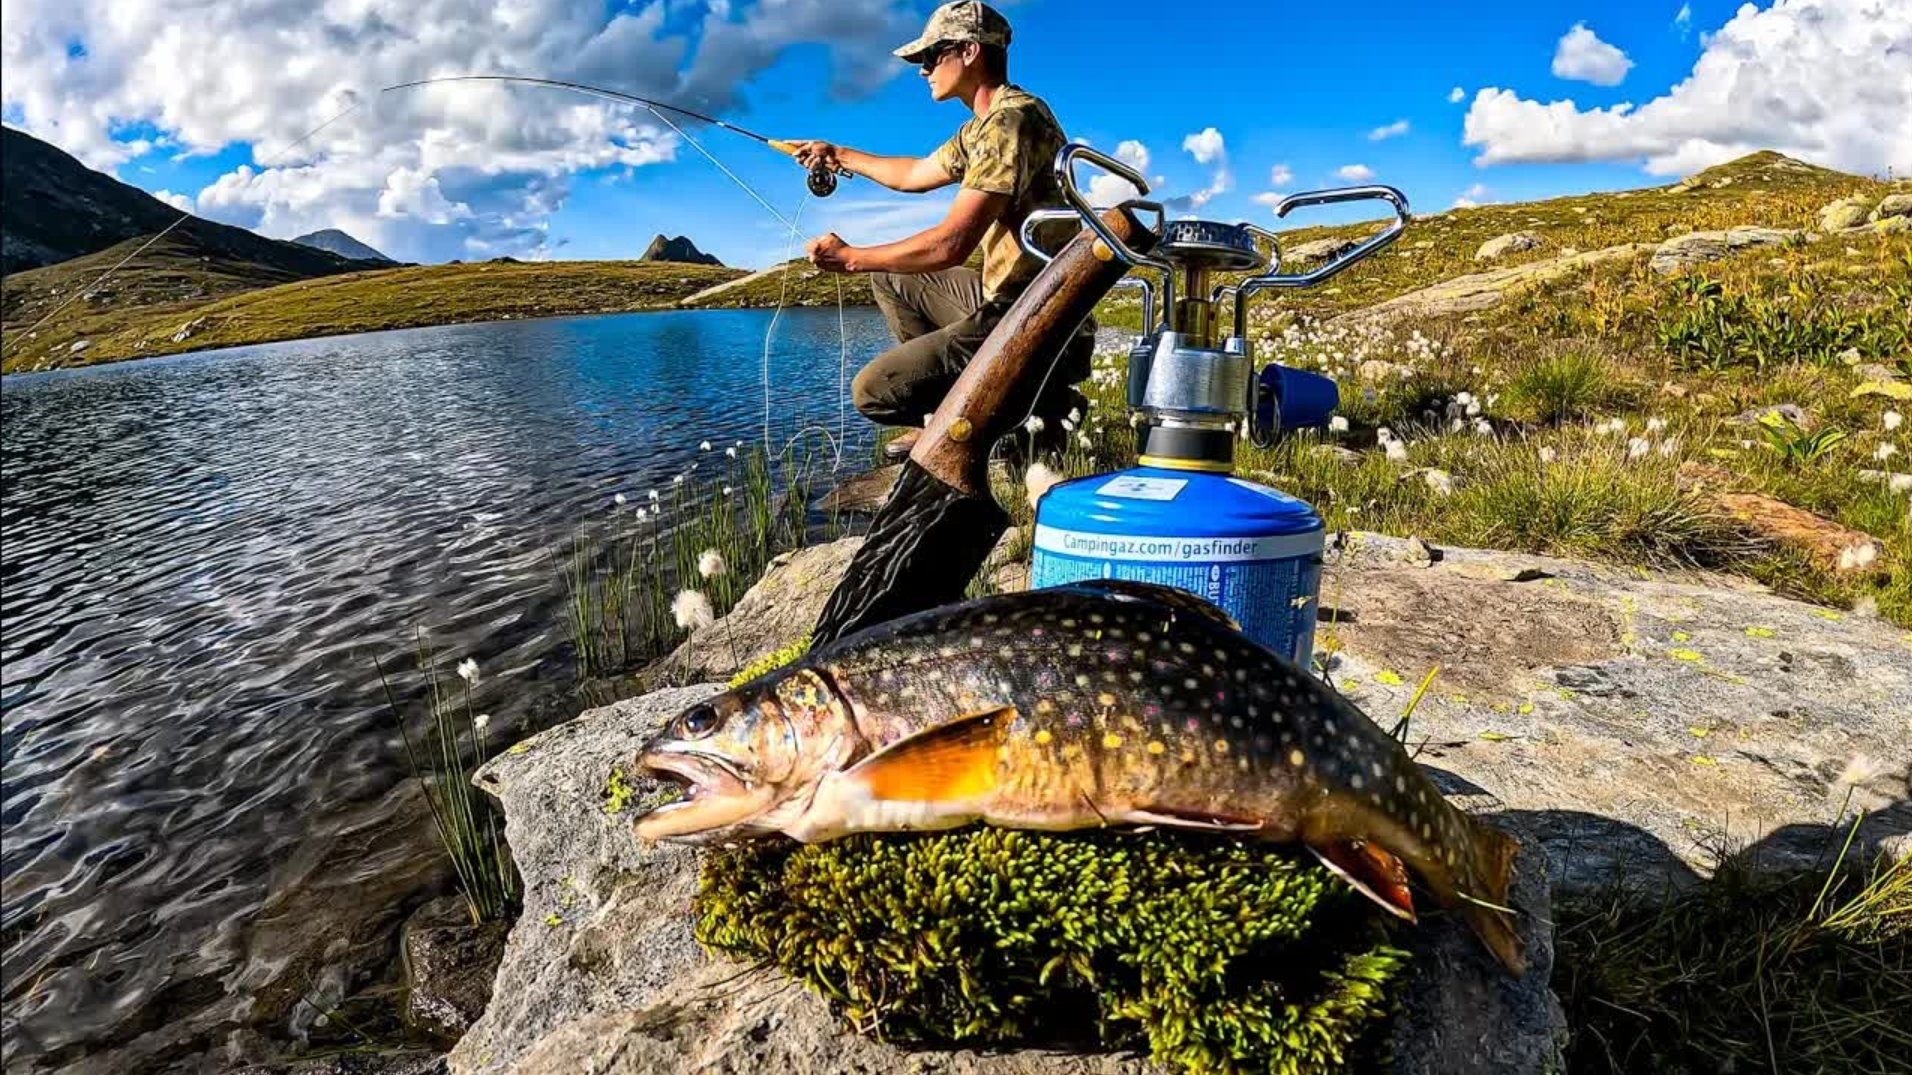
[1032,524,1323,563]
[1095,476,1187,501]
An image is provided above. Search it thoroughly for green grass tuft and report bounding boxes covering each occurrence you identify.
[693,828,1410,1074]
[1503,351,1634,425]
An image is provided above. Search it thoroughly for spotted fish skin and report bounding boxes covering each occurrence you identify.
[633,580,1526,975]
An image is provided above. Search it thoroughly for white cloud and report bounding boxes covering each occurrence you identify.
[1464,0,1912,177]
[1368,119,1410,141]
[1336,164,1375,181]
[1551,22,1634,86]
[1451,182,1491,208]
[1086,139,1152,207]
[153,189,194,213]
[1251,192,1285,211]
[1674,3,1694,36]
[1449,86,1466,104]
[0,0,921,262]
[1268,163,1293,186]
[1181,127,1226,165]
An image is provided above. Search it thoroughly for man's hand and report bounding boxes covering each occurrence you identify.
[790,140,841,173]
[806,232,855,273]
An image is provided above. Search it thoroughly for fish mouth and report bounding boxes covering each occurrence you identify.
[631,747,765,843]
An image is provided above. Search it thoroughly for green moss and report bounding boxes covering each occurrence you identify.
[602,764,634,814]
[693,827,1410,1074]
[728,638,812,687]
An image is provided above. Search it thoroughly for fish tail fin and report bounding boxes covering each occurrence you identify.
[1455,818,1527,977]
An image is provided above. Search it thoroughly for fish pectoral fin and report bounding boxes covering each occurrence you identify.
[840,705,1018,803]
[1119,807,1266,833]
[1056,579,1241,631]
[1311,841,1418,922]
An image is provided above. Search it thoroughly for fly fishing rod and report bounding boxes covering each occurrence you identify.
[383,75,853,197]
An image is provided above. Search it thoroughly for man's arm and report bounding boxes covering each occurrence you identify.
[808,186,1008,275]
[791,142,953,193]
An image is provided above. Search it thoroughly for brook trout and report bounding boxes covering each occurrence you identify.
[632,579,1526,975]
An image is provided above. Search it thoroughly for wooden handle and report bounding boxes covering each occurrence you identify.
[910,205,1160,494]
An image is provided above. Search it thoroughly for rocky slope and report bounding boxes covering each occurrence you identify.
[292,228,396,264]
[639,233,722,266]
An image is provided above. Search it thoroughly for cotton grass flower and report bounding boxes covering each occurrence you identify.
[474,713,491,734]
[1024,415,1046,434]
[672,589,715,630]
[698,549,728,579]
[457,658,479,685]
[1329,415,1349,434]
[1645,417,1667,434]
[1025,462,1062,512]
[1538,446,1557,464]
[1885,410,1904,432]
[1384,439,1408,462]
[725,446,738,458]
[699,440,712,451]
[1424,469,1456,496]
[1889,474,1912,494]
[1835,542,1879,572]
[1628,438,1651,459]
[1875,443,1899,462]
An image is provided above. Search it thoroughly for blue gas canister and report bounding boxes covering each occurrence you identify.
[1028,466,1326,668]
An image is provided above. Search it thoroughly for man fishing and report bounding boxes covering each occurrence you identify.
[793,0,1093,463]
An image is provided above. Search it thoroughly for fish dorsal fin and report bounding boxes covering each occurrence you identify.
[842,706,1018,803]
[1058,580,1241,630]
[1310,841,1418,922]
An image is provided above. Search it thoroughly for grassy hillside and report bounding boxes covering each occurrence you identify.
[2,258,743,372]
[1012,151,1910,628]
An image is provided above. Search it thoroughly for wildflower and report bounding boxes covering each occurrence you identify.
[1885,410,1904,432]
[1628,438,1650,459]
[1455,391,1474,406]
[648,490,659,501]
[1836,542,1878,572]
[1025,415,1046,434]
[1473,418,1493,436]
[1424,469,1456,496]
[1465,400,1482,418]
[1889,474,1912,494]
[671,589,715,630]
[475,713,491,734]
[1384,439,1408,462]
[457,658,479,685]
[1061,416,1077,432]
[1328,416,1349,434]
[1025,462,1062,511]
[700,440,711,451]
[1658,439,1680,456]
[1875,443,1899,462]
[1376,426,1395,444]
[674,475,685,485]
[722,485,734,496]
[725,446,738,458]
[1539,446,1557,463]
[698,549,727,579]
[1646,417,1667,434]
[614,492,626,506]
[1067,406,1083,426]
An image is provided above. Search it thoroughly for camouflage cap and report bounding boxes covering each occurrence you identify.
[892,1,1012,62]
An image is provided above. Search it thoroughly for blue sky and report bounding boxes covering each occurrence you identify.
[7,0,1907,268]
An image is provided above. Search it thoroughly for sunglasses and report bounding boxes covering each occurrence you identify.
[919,42,967,73]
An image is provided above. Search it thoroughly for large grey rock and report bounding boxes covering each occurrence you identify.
[1818,196,1874,232]
[1339,244,1653,323]
[658,538,863,681]
[1648,227,1804,274]
[1870,193,1912,222]
[1285,236,1359,263]
[455,686,1560,1075]
[1474,233,1541,261]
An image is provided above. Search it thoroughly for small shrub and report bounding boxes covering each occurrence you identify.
[695,828,1410,1074]
[1504,352,1626,425]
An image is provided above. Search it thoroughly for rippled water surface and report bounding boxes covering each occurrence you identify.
[0,308,891,1073]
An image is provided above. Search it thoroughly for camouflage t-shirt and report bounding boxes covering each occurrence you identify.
[930,84,1072,303]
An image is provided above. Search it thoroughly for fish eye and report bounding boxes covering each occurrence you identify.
[679,705,718,738]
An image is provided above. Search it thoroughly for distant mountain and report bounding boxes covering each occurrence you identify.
[640,234,722,266]
[292,228,394,264]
